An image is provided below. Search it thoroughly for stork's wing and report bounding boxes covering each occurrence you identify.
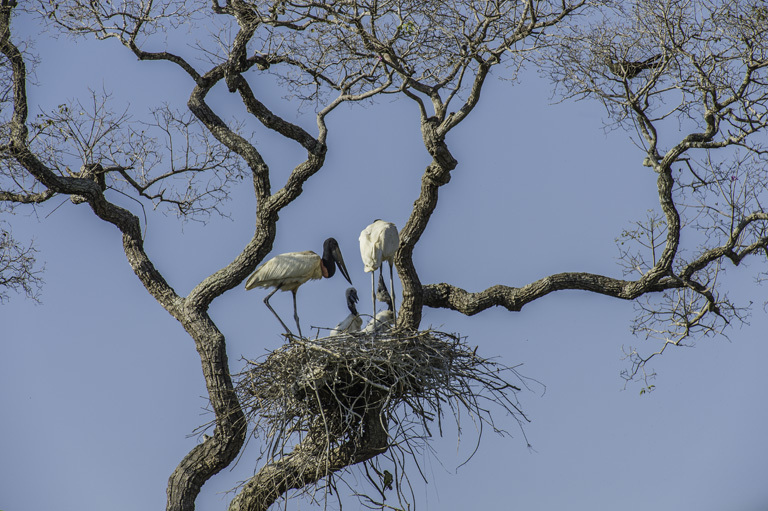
[245,251,322,290]
[359,220,399,273]
[359,223,379,272]
[379,222,399,259]
[362,309,395,334]
[330,313,363,336]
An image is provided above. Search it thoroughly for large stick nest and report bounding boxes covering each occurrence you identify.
[235,330,531,508]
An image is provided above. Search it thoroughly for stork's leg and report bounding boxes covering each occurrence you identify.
[264,287,293,336]
[371,270,377,332]
[291,289,303,338]
[389,261,396,323]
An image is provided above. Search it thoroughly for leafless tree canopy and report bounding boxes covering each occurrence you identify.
[0,220,43,302]
[543,0,768,380]
[2,0,768,509]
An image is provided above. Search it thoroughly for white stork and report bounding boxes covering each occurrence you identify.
[245,237,352,338]
[330,287,363,336]
[359,219,399,329]
[362,274,395,334]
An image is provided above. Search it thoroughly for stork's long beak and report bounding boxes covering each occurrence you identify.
[333,246,353,285]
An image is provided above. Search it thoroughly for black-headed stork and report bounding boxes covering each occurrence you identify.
[245,237,352,338]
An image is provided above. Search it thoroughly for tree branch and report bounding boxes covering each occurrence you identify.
[423,272,655,314]
[228,408,388,511]
[0,188,55,203]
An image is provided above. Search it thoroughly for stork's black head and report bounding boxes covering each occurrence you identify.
[346,287,359,315]
[376,273,393,310]
[322,237,353,285]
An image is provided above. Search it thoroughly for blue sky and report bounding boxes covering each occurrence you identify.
[2,7,768,511]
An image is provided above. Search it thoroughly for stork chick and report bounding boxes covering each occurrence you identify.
[330,287,363,336]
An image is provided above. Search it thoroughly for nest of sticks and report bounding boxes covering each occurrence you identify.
[235,329,530,507]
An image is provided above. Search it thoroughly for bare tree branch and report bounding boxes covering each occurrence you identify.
[0,220,43,303]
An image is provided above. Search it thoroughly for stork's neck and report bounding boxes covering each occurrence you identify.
[320,257,332,278]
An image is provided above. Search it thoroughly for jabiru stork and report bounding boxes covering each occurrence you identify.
[359,219,399,329]
[245,237,352,338]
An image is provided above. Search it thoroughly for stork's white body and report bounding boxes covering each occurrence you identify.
[359,220,399,328]
[362,309,394,334]
[359,220,399,273]
[245,251,324,292]
[330,314,363,336]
